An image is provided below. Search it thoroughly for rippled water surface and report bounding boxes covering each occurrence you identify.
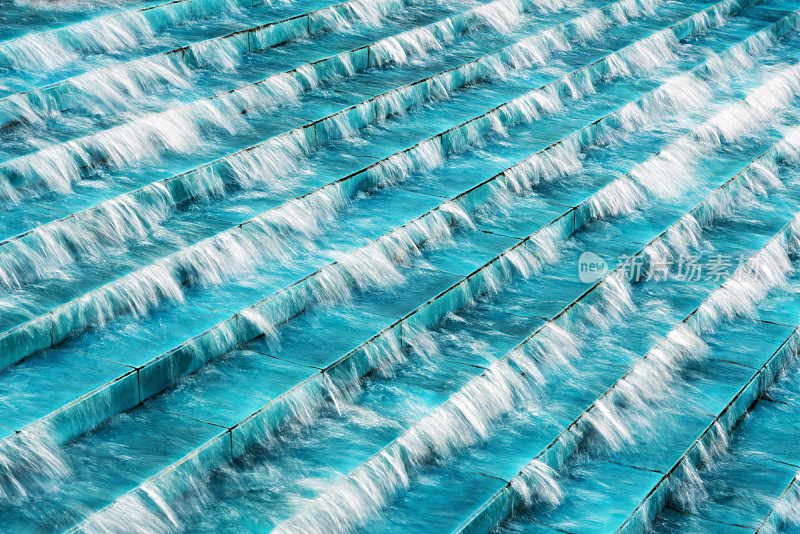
[1,0,800,531]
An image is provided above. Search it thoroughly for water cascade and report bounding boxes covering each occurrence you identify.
[1,0,800,532]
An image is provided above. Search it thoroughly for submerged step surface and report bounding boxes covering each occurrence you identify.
[0,0,748,448]
[2,0,800,531]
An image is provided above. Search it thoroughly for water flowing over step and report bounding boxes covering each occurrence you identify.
[0,0,533,129]
[655,336,800,533]
[0,0,307,73]
[0,0,635,279]
[0,0,656,176]
[0,0,766,378]
[2,0,800,531]
[271,61,800,534]
[284,29,800,532]
[53,11,800,531]
[454,128,800,533]
[0,0,663,259]
[0,0,773,484]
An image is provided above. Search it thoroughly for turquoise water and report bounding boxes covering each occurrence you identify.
[1,0,800,531]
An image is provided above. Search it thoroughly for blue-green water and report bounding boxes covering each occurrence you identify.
[1,0,800,532]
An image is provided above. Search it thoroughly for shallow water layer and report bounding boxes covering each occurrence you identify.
[1,0,800,532]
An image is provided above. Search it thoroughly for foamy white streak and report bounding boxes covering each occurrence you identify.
[0,0,668,292]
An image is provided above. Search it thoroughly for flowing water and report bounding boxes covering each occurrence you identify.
[1,0,800,532]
